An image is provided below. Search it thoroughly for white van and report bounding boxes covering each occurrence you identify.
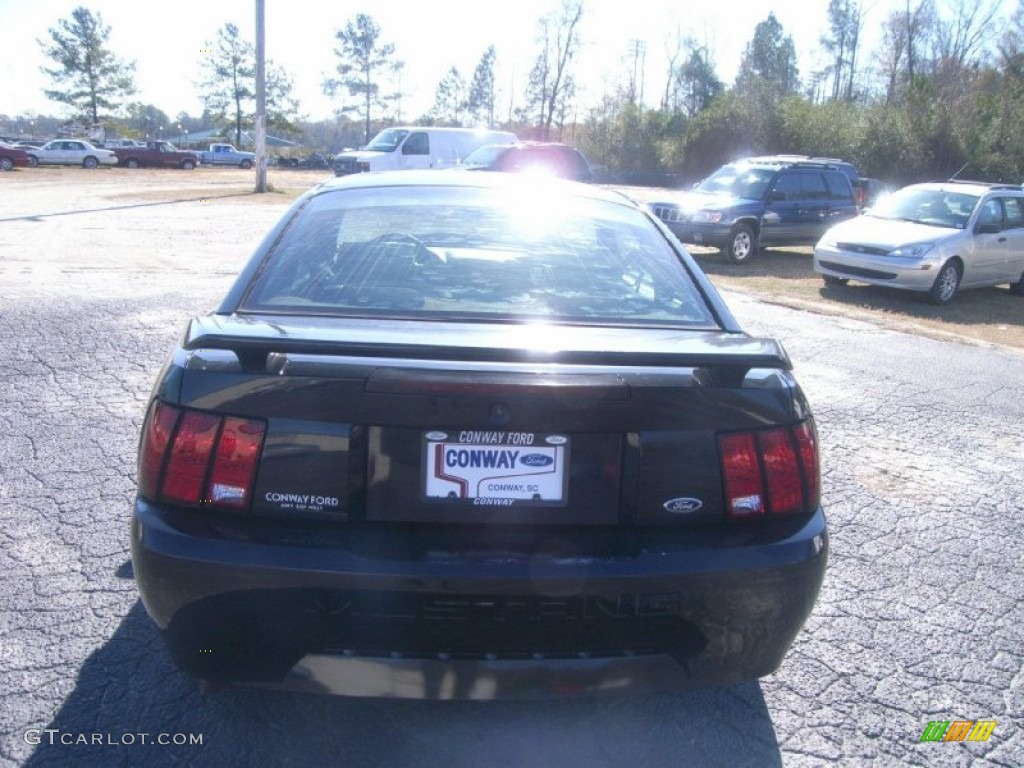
[333,127,518,176]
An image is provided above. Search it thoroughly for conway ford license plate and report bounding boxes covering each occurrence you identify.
[423,430,569,507]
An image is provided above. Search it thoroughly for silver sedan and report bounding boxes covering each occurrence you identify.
[28,140,118,169]
[814,181,1024,304]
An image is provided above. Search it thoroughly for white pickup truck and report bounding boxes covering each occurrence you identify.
[197,143,256,168]
[333,127,517,176]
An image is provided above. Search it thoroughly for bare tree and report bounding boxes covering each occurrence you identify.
[820,0,863,100]
[661,28,686,111]
[524,0,584,140]
[905,0,937,82]
[999,0,1024,77]
[876,0,936,102]
[932,0,1001,68]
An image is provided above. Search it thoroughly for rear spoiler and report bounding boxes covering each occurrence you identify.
[184,314,792,378]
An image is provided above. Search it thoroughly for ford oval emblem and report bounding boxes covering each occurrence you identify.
[425,431,448,441]
[545,435,568,445]
[520,453,554,467]
[663,497,703,514]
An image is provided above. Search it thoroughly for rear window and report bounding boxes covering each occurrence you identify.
[241,185,716,328]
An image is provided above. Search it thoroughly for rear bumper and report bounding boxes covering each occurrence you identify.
[131,499,828,698]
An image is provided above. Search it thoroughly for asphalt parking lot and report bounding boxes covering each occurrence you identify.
[1,168,1022,767]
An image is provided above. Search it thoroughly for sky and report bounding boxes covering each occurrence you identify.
[0,0,1017,127]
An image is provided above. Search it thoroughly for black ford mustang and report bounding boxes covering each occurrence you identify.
[132,171,827,699]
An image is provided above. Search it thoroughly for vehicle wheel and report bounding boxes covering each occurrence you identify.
[1010,270,1024,296]
[928,260,961,304]
[182,160,195,170]
[126,158,140,169]
[723,224,756,263]
[823,275,849,287]
[27,155,39,168]
[239,160,252,169]
[0,157,13,172]
[83,156,99,169]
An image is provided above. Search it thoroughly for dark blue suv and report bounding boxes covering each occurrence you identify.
[650,156,860,262]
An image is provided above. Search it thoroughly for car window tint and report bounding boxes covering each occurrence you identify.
[978,199,1002,230]
[771,173,801,201]
[800,172,829,201]
[1001,198,1024,229]
[241,186,717,328]
[403,132,429,155]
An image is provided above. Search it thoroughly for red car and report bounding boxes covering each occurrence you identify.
[0,142,32,171]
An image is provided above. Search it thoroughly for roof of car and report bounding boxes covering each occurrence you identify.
[905,180,1023,194]
[474,141,583,151]
[314,168,613,199]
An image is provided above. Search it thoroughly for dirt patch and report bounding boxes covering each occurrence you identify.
[690,246,1023,352]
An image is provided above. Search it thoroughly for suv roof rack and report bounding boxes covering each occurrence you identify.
[742,154,852,171]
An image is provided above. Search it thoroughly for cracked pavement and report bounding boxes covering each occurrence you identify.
[0,170,1021,767]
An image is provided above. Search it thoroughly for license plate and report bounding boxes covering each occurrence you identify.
[423,431,569,507]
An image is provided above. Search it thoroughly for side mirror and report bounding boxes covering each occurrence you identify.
[975,222,1000,235]
[769,191,787,202]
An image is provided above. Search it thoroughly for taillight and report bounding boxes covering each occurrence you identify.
[162,411,220,504]
[138,402,179,499]
[794,420,821,510]
[207,417,264,508]
[719,433,763,518]
[718,419,820,520]
[137,402,265,511]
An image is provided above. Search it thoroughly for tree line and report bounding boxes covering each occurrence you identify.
[15,0,1024,185]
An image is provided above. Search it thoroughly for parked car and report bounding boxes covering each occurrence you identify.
[460,141,593,182]
[131,170,828,698]
[333,127,517,176]
[0,141,32,171]
[649,156,860,262]
[299,152,333,170]
[101,138,148,149]
[197,143,256,168]
[274,153,333,170]
[112,141,199,170]
[814,180,1024,304]
[27,139,118,168]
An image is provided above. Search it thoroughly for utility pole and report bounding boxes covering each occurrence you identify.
[254,0,267,193]
[627,39,646,106]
